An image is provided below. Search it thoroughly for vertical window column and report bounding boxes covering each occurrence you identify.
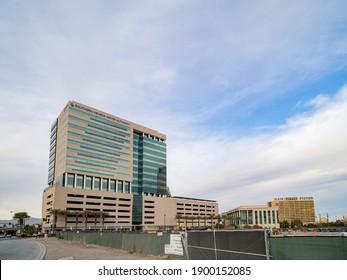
[63,172,68,187]
[85,176,92,190]
[76,174,84,189]
[102,178,108,192]
[66,173,75,188]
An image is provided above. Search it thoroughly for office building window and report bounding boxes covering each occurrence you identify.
[124,181,130,193]
[67,174,74,188]
[110,180,116,192]
[102,178,108,192]
[118,181,123,193]
[76,175,84,189]
[94,177,101,191]
[85,176,92,190]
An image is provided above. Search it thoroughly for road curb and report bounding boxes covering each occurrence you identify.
[34,240,47,260]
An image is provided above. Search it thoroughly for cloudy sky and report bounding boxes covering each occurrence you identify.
[1,0,347,220]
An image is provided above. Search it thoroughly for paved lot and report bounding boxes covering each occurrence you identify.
[38,237,157,260]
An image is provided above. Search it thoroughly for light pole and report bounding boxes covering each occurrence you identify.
[164,214,166,231]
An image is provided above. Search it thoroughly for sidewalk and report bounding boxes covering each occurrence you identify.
[38,237,157,260]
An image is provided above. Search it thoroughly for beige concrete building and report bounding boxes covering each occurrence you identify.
[223,205,280,229]
[268,197,315,225]
[142,196,218,230]
[42,101,218,232]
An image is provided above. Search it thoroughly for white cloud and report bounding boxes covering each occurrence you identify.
[168,85,347,216]
[1,1,347,219]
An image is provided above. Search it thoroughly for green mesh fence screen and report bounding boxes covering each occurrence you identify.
[269,237,347,260]
[62,231,186,259]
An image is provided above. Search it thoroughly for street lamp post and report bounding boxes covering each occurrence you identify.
[164,214,166,231]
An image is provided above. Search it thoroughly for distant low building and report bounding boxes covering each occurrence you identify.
[223,196,316,229]
[223,205,280,229]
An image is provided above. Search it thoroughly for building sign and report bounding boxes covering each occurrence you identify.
[69,102,130,127]
[164,234,184,256]
[274,197,313,201]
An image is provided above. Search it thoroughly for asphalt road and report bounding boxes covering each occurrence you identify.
[0,238,45,260]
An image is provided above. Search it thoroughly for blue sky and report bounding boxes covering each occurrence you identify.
[1,0,347,221]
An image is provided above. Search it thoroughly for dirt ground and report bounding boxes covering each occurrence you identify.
[38,237,157,260]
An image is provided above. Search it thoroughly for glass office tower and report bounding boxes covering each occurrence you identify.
[42,100,168,231]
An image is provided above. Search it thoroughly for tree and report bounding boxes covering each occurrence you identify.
[291,219,303,228]
[230,216,241,229]
[49,209,61,231]
[175,214,183,229]
[59,210,71,230]
[222,214,228,229]
[202,215,208,227]
[209,214,215,230]
[12,212,30,237]
[182,215,189,229]
[216,214,222,229]
[71,211,82,230]
[197,215,201,229]
[91,211,102,230]
[100,211,109,230]
[189,216,195,227]
[280,220,290,228]
[83,210,92,230]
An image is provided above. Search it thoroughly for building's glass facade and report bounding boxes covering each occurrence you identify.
[50,104,135,193]
[45,101,168,229]
[47,119,58,185]
[226,207,279,228]
[132,131,168,224]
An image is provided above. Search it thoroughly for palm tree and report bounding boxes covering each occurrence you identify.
[197,215,201,229]
[182,215,189,229]
[71,211,82,230]
[49,209,61,230]
[189,216,195,228]
[232,216,241,229]
[59,210,71,230]
[175,214,183,229]
[91,211,102,230]
[222,214,228,229]
[202,215,208,227]
[209,214,215,230]
[83,210,92,230]
[12,212,30,237]
[216,214,222,229]
[100,211,109,230]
